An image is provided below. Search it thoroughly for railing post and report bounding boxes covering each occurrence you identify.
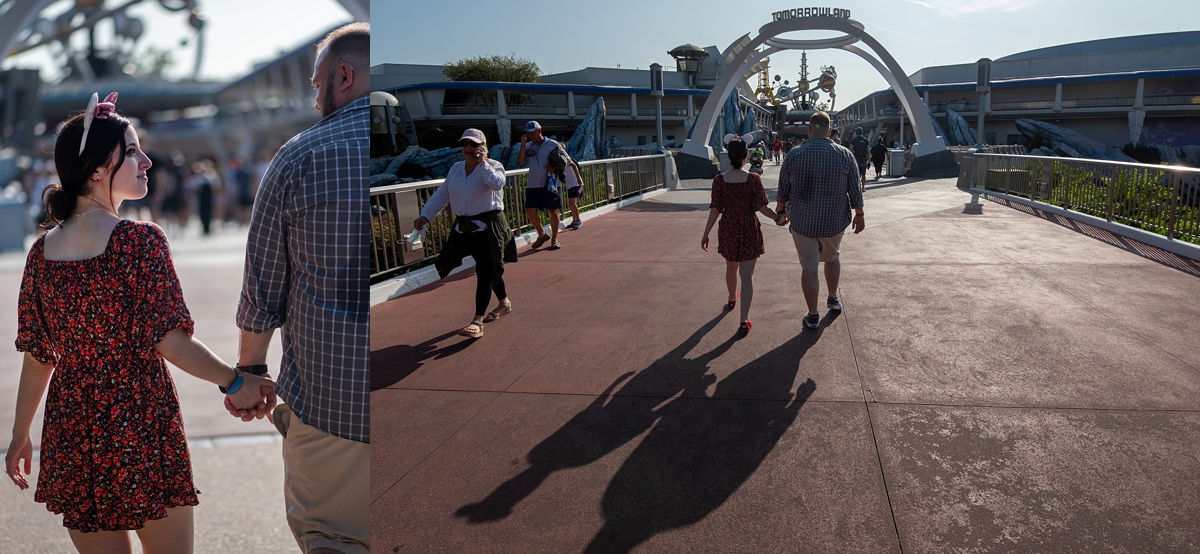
[1106,165,1114,222]
[1040,160,1054,200]
[1168,170,1179,241]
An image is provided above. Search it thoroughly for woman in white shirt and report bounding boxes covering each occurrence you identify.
[414,129,516,338]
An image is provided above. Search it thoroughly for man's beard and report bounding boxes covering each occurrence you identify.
[320,69,338,118]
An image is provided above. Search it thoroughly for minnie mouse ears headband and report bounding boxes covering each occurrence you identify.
[722,133,755,146]
[79,92,119,155]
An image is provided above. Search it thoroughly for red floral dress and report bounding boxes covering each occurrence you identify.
[16,220,199,532]
[710,172,769,262]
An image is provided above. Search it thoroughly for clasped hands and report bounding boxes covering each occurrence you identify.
[224,372,277,423]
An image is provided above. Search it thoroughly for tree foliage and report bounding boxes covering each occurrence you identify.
[443,53,540,83]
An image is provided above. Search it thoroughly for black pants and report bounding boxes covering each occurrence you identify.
[197,183,213,235]
[468,231,507,316]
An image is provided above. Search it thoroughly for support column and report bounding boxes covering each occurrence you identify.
[1053,83,1063,112]
[497,89,507,117]
[630,93,638,120]
[568,91,576,117]
[1134,78,1145,109]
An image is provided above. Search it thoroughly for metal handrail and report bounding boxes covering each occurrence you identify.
[370,153,670,281]
[971,153,1200,246]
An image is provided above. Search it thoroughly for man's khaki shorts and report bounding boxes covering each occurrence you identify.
[791,230,844,270]
[273,404,369,554]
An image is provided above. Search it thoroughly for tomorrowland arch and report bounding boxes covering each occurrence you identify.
[678,12,952,176]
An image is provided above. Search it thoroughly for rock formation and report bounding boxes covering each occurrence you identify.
[564,97,607,162]
[1015,119,1135,162]
[943,108,978,146]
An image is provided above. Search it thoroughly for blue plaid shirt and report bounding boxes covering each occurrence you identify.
[777,137,864,238]
[237,95,370,444]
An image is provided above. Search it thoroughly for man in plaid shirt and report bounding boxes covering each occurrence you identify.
[233,22,370,554]
[775,111,866,330]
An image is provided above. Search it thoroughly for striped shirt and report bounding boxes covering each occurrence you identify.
[237,95,370,444]
[777,137,864,238]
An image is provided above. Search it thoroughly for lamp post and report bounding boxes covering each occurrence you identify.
[975,58,991,148]
[668,44,708,89]
[650,63,664,151]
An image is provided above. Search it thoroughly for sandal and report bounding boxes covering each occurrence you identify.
[483,302,512,323]
[739,321,752,333]
[727,291,738,310]
[458,321,484,338]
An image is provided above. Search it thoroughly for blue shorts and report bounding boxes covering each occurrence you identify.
[567,186,583,199]
[525,187,562,210]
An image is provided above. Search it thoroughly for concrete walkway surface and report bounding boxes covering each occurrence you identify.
[0,221,296,552]
[371,165,1200,553]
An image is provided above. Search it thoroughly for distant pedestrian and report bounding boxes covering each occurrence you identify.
[519,120,564,250]
[413,129,517,338]
[549,148,585,230]
[775,112,865,329]
[701,133,780,333]
[870,137,888,180]
[772,138,782,163]
[829,128,841,146]
[849,127,871,191]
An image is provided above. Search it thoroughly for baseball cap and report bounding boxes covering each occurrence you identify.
[459,128,486,145]
[524,121,541,132]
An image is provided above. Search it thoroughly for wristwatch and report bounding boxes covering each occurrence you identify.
[236,363,270,376]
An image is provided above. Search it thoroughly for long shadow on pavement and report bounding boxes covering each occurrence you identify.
[455,309,830,553]
[371,329,471,390]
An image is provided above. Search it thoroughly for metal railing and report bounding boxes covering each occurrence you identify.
[990,100,1055,111]
[972,153,1200,245]
[1059,96,1135,109]
[1142,94,1200,106]
[370,153,670,281]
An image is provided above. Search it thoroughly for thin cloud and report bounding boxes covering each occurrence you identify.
[902,0,1038,18]
[866,22,920,41]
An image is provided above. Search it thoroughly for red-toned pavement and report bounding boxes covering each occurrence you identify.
[371,167,1200,553]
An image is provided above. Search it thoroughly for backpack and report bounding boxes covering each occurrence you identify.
[852,136,869,160]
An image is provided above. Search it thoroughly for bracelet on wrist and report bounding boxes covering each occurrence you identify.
[219,368,244,395]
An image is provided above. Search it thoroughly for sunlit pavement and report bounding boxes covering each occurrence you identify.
[371,164,1200,552]
[0,218,294,552]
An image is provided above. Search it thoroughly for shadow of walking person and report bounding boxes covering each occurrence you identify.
[455,310,740,523]
[583,325,825,553]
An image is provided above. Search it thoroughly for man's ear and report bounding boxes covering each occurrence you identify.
[337,62,355,93]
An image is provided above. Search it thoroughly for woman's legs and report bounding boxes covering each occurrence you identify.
[738,258,757,322]
[134,505,194,554]
[725,261,739,303]
[66,505,193,554]
[68,529,133,554]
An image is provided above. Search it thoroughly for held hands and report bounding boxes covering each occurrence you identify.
[5,435,33,490]
[775,213,790,226]
[224,373,277,424]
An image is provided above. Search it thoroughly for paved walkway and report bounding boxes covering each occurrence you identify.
[371,164,1200,553]
[0,221,295,552]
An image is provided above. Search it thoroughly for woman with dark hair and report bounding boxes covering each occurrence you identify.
[701,134,781,333]
[870,136,889,180]
[4,93,275,552]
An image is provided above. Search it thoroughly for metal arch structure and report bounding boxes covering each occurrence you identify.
[680,16,947,164]
[0,0,55,60]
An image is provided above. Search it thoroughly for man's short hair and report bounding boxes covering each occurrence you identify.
[810,111,831,129]
[317,22,369,70]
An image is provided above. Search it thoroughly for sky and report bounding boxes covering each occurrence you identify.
[2,0,354,82]
[371,0,1198,108]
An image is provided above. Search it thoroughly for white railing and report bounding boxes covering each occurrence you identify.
[370,153,670,280]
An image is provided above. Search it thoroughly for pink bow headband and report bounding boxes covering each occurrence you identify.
[79,92,118,155]
[723,133,754,146]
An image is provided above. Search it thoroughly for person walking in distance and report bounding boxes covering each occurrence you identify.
[870,136,888,181]
[775,112,865,330]
[849,127,871,192]
[518,120,565,250]
[232,22,371,554]
[413,129,517,339]
[701,134,780,334]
